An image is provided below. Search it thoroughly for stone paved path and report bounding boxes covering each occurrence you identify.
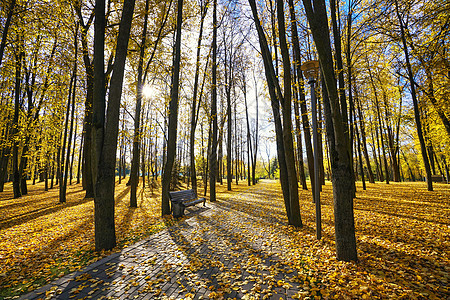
[19,186,308,300]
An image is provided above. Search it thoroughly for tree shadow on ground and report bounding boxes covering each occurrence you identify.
[0,196,92,230]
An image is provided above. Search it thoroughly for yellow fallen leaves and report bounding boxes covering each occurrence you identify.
[216,180,449,299]
[1,178,449,300]
[0,179,172,298]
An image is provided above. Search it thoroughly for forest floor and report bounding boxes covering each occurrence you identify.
[0,178,449,299]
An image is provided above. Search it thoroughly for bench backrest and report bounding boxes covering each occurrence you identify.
[431,175,444,182]
[169,189,197,201]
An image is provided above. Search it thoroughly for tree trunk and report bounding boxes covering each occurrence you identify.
[243,82,253,186]
[64,37,78,193]
[330,0,355,197]
[161,0,183,215]
[75,3,96,198]
[12,46,24,199]
[368,64,389,184]
[70,120,78,185]
[190,1,208,194]
[209,0,218,202]
[248,0,291,224]
[288,0,313,193]
[77,133,83,184]
[394,0,432,190]
[276,0,302,227]
[130,0,150,208]
[0,127,10,192]
[0,0,15,68]
[226,47,232,191]
[92,0,135,251]
[59,59,75,203]
[61,26,78,202]
[302,0,357,261]
[354,103,366,190]
[251,73,258,185]
[355,94,375,183]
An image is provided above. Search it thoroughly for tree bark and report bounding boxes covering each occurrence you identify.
[243,82,253,186]
[65,33,78,188]
[251,73,258,185]
[0,0,16,68]
[330,0,355,197]
[354,88,375,183]
[225,42,233,191]
[92,0,135,251]
[287,0,314,194]
[276,0,302,227]
[287,0,307,190]
[189,0,209,194]
[161,0,183,215]
[394,0,432,190]
[209,0,218,202]
[12,44,24,199]
[248,0,292,224]
[130,0,150,208]
[75,2,95,198]
[302,0,357,261]
[61,26,78,202]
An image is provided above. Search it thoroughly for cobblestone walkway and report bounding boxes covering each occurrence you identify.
[19,186,308,300]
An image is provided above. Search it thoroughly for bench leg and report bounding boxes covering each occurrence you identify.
[172,202,185,218]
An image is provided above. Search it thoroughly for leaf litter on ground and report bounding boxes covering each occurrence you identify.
[0,178,449,299]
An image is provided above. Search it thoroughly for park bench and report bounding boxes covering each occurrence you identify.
[169,189,206,218]
[431,175,445,183]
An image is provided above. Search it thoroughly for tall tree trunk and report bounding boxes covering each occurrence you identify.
[394,0,432,191]
[70,120,78,185]
[368,64,389,184]
[209,0,218,202]
[235,104,239,185]
[161,0,183,215]
[0,123,11,192]
[0,0,16,68]
[355,94,375,183]
[65,37,78,193]
[190,0,208,194]
[60,60,75,203]
[330,0,355,196]
[92,0,135,251]
[302,0,357,261]
[130,0,150,208]
[243,81,253,186]
[77,134,83,184]
[251,73,258,185]
[276,0,302,227]
[61,25,78,202]
[290,38,307,189]
[354,102,366,190]
[226,48,232,191]
[248,0,291,224]
[12,46,24,199]
[75,3,95,197]
[288,0,314,193]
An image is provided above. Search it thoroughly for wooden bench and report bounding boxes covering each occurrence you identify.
[431,175,445,183]
[169,189,206,218]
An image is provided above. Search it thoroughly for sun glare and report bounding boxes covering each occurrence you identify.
[142,85,154,98]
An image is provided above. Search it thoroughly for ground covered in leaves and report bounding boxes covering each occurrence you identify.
[214,180,449,299]
[0,179,174,298]
[0,178,449,299]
